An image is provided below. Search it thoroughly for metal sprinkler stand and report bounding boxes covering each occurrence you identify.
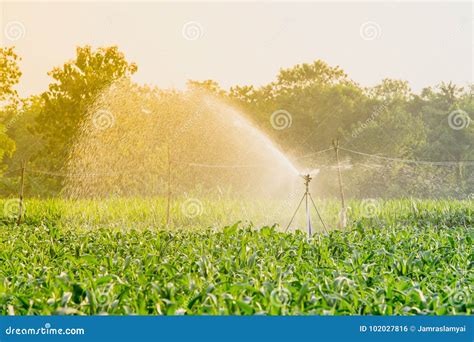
[285,174,328,237]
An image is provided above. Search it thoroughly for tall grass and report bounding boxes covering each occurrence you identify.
[1,197,472,231]
[0,198,471,315]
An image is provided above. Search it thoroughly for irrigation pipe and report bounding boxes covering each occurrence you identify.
[2,168,22,176]
[294,147,334,160]
[3,146,473,178]
[28,169,163,177]
[339,147,474,166]
[186,162,270,169]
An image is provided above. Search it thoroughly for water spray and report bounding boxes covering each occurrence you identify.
[285,173,328,237]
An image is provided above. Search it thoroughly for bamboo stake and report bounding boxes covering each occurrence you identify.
[333,139,347,228]
[165,144,172,226]
[17,160,26,225]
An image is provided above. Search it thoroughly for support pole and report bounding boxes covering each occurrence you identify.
[17,160,26,225]
[333,139,347,228]
[304,174,313,237]
[308,193,328,233]
[165,144,172,226]
[305,188,312,237]
[285,174,327,236]
[284,193,305,232]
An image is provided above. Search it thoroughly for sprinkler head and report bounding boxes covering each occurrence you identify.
[302,174,312,187]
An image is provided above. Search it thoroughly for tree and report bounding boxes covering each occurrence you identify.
[229,60,365,158]
[0,47,21,106]
[186,80,225,96]
[0,47,21,173]
[0,96,53,197]
[415,84,473,195]
[0,125,15,175]
[33,46,137,171]
[275,60,350,91]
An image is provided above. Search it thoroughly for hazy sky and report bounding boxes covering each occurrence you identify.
[1,1,472,97]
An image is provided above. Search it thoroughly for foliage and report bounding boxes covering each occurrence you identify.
[0,47,21,173]
[0,198,472,315]
[32,46,138,172]
[0,48,472,198]
[0,47,21,105]
[228,64,473,199]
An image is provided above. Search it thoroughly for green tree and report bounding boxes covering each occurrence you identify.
[337,79,432,197]
[0,96,53,196]
[415,83,473,195]
[33,46,137,171]
[275,60,350,91]
[0,47,21,173]
[0,47,21,105]
[230,60,365,159]
[186,80,225,96]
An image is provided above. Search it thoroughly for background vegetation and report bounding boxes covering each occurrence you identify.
[0,46,472,317]
[0,46,473,199]
[0,198,471,315]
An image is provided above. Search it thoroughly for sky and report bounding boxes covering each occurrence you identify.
[1,1,472,97]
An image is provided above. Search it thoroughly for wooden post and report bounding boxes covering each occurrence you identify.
[333,139,347,228]
[17,160,26,225]
[165,144,172,226]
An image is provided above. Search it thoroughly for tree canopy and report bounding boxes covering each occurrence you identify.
[33,46,138,171]
[0,47,472,198]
